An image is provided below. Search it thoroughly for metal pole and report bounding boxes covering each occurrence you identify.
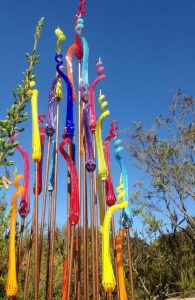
[74,250,77,299]
[38,136,51,277]
[67,226,75,300]
[107,291,112,300]
[126,227,135,300]
[48,100,60,299]
[111,217,120,300]
[79,55,89,299]
[34,161,39,300]
[89,172,96,300]
[77,59,82,300]
[103,180,107,215]
[67,142,71,295]
[92,136,100,299]
[46,191,53,299]
[23,211,35,300]
[16,217,25,275]
[83,151,89,299]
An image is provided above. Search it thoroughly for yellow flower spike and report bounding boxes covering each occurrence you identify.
[6,171,24,297]
[29,81,41,161]
[116,228,128,300]
[101,176,128,293]
[55,27,66,100]
[95,93,110,180]
[30,80,36,87]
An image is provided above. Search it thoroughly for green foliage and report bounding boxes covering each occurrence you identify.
[0,195,9,297]
[123,91,195,240]
[0,211,194,299]
[0,17,44,188]
[0,193,11,239]
[130,228,195,299]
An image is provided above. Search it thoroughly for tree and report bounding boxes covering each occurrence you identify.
[0,17,44,189]
[123,90,195,241]
[131,227,195,299]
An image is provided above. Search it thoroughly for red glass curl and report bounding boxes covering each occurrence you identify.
[104,120,118,206]
[74,0,87,60]
[10,134,30,217]
[89,58,106,133]
[59,135,79,226]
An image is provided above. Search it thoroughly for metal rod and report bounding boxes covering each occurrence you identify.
[111,217,120,300]
[74,251,77,299]
[68,142,77,300]
[126,227,135,300]
[87,242,89,300]
[16,216,25,275]
[94,183,99,300]
[67,144,72,248]
[83,152,89,300]
[79,54,89,299]
[48,100,60,299]
[77,225,81,300]
[34,160,39,300]
[103,180,107,215]
[83,140,89,296]
[92,135,99,299]
[67,142,71,296]
[38,136,51,278]
[67,226,75,300]
[77,59,82,300]
[89,172,96,300]
[46,191,53,299]
[23,210,35,300]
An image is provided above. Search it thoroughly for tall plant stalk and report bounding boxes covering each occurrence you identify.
[0,17,44,188]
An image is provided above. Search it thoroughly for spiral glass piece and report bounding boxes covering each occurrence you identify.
[66,44,77,101]
[101,177,128,293]
[56,54,74,139]
[6,172,24,297]
[10,134,30,218]
[59,136,79,226]
[80,82,96,172]
[104,121,118,206]
[115,139,132,228]
[95,94,110,180]
[89,58,106,133]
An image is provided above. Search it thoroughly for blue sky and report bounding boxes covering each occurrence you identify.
[0,0,195,233]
